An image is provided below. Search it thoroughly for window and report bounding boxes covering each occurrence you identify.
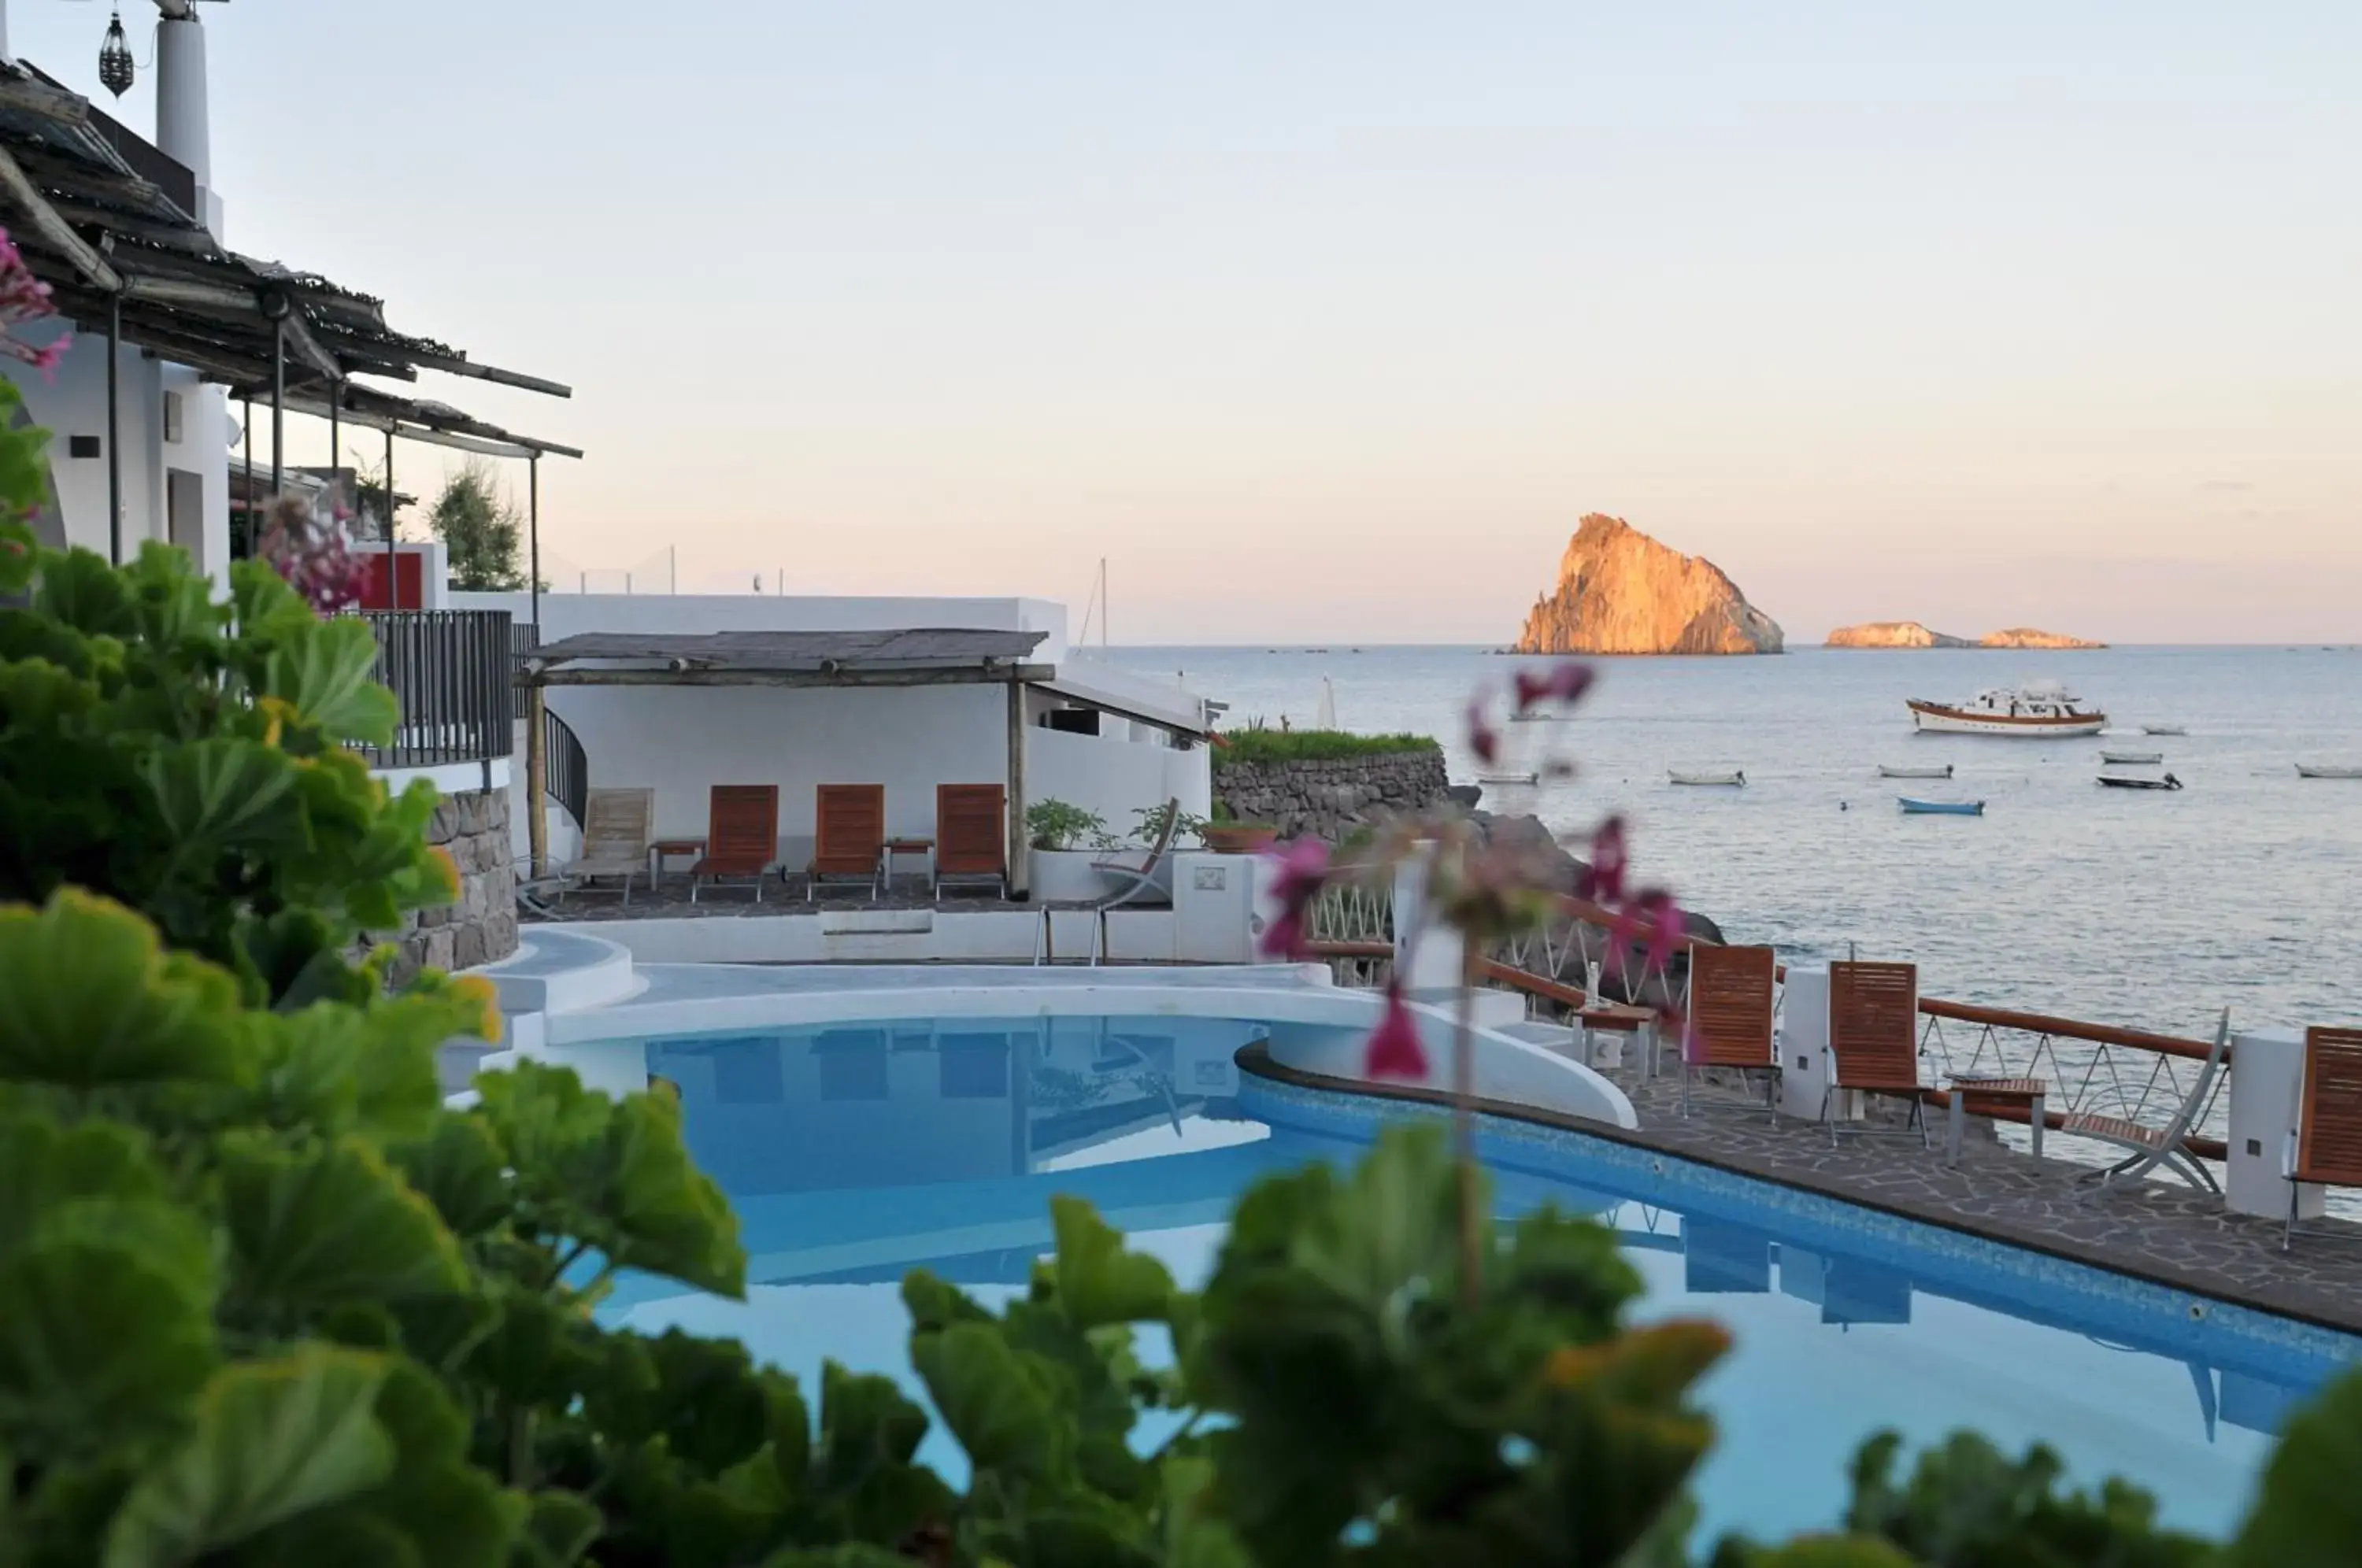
[162,390,184,444]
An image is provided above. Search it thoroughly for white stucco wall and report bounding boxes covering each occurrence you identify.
[1027,722,1209,839]
[456,590,1074,667]
[4,320,229,583]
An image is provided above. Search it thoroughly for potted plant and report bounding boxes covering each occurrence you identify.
[1201,799,1278,855]
[1026,798,1119,902]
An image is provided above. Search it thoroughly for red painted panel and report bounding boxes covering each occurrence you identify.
[354,550,425,611]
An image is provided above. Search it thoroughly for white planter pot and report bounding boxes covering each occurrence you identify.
[1030,848,1115,904]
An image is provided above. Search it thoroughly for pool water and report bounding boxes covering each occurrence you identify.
[610,1013,2359,1544]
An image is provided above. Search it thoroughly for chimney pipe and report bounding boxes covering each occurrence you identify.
[156,7,212,199]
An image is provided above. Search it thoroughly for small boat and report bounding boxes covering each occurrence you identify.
[2101,749,2163,765]
[1906,680,2106,737]
[1898,797,1985,815]
[1477,771,1539,786]
[1878,763,1954,780]
[1669,769,1746,787]
[2099,772,2183,791]
[2142,724,2187,736]
[1508,712,1555,723]
[2297,764,2362,780]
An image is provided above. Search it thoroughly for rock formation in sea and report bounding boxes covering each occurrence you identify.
[1823,622,2105,649]
[1513,514,1784,656]
[1824,621,1973,649]
[1979,626,2106,649]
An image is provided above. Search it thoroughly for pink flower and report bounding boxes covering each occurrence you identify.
[1512,660,1595,715]
[1610,888,1686,978]
[1575,815,1628,904]
[1257,837,1331,960]
[1466,697,1501,767]
[1257,908,1308,961]
[1364,981,1430,1081]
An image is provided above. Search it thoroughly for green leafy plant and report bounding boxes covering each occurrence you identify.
[428,458,529,592]
[1132,801,1208,849]
[1213,730,1439,767]
[0,529,454,1008]
[1026,797,1116,852]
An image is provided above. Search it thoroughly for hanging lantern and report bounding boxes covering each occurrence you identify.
[98,11,136,98]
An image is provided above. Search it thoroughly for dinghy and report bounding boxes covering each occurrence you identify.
[1898,797,1984,815]
[2142,724,2187,736]
[1668,769,1746,787]
[2297,764,2362,780]
[2101,749,2164,765]
[1879,764,1954,780]
[1477,771,1539,786]
[2099,772,2183,791]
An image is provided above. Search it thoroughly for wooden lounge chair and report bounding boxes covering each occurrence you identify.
[560,787,653,905]
[1083,797,1181,965]
[2282,1026,2362,1250]
[1822,960,1927,1147]
[690,785,779,902]
[2060,1008,2229,1195]
[1682,944,1779,1119]
[935,783,1007,901]
[807,784,886,901]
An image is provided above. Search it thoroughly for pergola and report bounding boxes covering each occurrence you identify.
[0,60,579,610]
[517,630,1058,893]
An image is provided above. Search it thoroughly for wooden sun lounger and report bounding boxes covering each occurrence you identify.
[808,784,886,901]
[690,785,779,902]
[1823,960,1928,1147]
[2284,1025,2362,1250]
[1682,944,1779,1119]
[935,783,1007,900]
[560,786,653,905]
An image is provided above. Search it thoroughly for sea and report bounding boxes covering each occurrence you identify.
[1092,643,2362,1040]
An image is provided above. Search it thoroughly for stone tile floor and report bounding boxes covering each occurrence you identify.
[1594,1059,2362,1333]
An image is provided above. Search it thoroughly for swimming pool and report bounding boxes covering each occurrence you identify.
[602,1009,2360,1544]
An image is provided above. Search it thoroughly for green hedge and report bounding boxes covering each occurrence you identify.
[1214,730,1441,767]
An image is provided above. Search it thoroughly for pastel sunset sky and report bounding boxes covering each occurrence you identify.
[17,2,2358,642]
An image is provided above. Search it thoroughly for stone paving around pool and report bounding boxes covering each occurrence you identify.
[1249,1048,2362,1335]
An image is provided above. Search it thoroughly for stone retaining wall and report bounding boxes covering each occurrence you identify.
[1212,748,1451,841]
[380,787,519,982]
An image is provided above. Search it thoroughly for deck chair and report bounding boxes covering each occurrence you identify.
[1682,944,1779,1119]
[560,787,653,905]
[935,783,1007,900]
[1083,797,1182,966]
[1823,960,1927,1147]
[690,785,779,902]
[2282,1026,2362,1250]
[2062,1008,2229,1195]
[807,784,886,901]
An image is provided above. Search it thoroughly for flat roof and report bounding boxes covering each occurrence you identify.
[522,627,1053,686]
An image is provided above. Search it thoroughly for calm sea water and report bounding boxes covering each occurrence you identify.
[1094,644,2362,1036]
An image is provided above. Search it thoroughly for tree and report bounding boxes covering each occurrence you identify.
[427,458,526,590]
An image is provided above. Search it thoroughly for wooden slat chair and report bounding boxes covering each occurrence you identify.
[935,783,1008,901]
[2283,1026,2362,1250]
[559,787,653,905]
[689,785,779,903]
[1681,944,1779,1119]
[2060,1008,2229,1195]
[1823,960,1928,1148]
[807,784,887,901]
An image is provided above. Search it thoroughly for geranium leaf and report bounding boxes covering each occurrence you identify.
[0,891,246,1089]
[220,1133,470,1309]
[1049,1196,1174,1329]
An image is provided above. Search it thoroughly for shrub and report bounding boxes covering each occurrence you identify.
[1214,729,1440,767]
[1025,797,1115,852]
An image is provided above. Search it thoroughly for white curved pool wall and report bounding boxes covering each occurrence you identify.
[460,933,1638,1130]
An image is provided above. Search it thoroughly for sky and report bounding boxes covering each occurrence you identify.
[12,2,2360,643]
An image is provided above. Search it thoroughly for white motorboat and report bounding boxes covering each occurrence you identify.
[2297,764,2362,780]
[2142,724,2187,736]
[1906,680,2105,737]
[1878,763,1954,779]
[1477,771,1539,786]
[2101,749,2163,765]
[1669,769,1746,787]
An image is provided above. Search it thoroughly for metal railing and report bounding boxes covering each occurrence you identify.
[1306,882,2231,1163]
[353,609,514,770]
[542,707,588,830]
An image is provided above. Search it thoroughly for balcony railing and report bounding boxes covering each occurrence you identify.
[354,609,514,770]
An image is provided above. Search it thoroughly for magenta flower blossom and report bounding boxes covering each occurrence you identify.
[1466,697,1501,767]
[1512,660,1594,716]
[0,227,68,372]
[1257,837,1332,960]
[256,492,368,616]
[1610,887,1687,978]
[1575,815,1628,904]
[1364,981,1431,1082]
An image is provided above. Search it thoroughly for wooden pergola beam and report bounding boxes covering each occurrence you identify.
[520,664,1057,690]
[0,142,120,293]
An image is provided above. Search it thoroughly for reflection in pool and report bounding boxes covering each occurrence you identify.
[612,1013,2355,1542]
